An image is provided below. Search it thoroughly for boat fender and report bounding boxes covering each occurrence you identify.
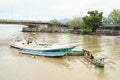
[31,56,36,58]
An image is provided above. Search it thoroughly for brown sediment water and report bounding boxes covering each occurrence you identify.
[0,27,120,80]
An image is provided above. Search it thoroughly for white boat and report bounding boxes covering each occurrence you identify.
[10,37,48,49]
[116,36,120,38]
[10,37,76,56]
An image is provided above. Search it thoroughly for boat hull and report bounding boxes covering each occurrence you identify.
[19,46,76,57]
[19,51,66,57]
[67,50,84,56]
[20,46,76,52]
[84,56,104,68]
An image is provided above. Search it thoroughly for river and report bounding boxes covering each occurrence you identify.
[0,25,120,80]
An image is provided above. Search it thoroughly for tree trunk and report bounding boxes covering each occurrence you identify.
[92,27,98,32]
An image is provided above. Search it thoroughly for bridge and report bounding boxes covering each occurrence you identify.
[0,19,69,32]
[0,19,49,27]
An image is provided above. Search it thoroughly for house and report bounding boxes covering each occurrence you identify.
[96,24,120,35]
[22,22,69,32]
[47,23,69,32]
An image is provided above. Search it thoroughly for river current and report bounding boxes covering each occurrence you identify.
[0,25,120,80]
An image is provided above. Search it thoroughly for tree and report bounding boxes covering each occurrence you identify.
[66,17,82,29]
[108,9,120,24]
[49,19,60,26]
[81,10,103,32]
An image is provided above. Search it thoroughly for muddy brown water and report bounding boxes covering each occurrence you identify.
[0,27,120,80]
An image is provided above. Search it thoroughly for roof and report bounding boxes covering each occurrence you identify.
[102,24,120,27]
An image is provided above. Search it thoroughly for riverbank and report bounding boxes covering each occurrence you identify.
[22,29,120,36]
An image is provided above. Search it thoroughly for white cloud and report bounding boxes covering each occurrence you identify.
[0,0,119,21]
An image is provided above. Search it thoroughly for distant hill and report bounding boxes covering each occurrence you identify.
[59,18,71,23]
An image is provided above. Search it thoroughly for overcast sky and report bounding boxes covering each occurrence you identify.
[0,0,119,21]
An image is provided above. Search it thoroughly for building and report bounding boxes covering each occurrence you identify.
[96,24,120,35]
[22,23,69,32]
[22,23,49,32]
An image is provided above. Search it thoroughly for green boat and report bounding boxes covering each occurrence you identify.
[84,56,104,68]
[67,50,84,56]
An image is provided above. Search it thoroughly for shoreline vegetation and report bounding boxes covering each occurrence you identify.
[22,9,120,36]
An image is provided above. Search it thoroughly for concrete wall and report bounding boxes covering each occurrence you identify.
[22,24,49,32]
[22,23,68,32]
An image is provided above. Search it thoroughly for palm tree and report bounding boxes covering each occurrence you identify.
[108,9,120,24]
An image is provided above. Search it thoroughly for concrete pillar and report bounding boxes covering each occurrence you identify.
[22,24,39,32]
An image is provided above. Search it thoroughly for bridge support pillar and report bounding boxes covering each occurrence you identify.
[22,24,40,32]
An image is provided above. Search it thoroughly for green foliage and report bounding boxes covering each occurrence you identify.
[66,17,82,28]
[108,9,120,24]
[49,19,60,26]
[81,10,103,32]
